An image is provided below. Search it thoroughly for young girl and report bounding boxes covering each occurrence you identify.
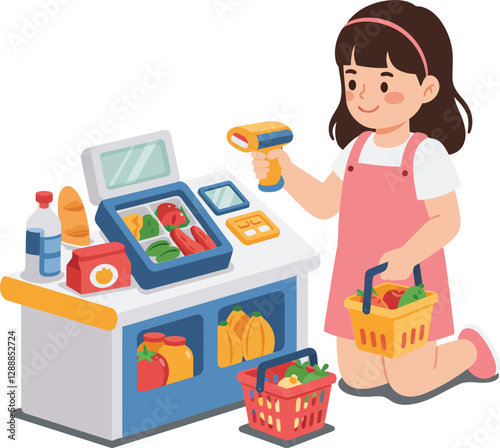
[252,1,497,397]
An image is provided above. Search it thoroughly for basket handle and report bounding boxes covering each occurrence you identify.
[255,348,318,393]
[363,263,423,315]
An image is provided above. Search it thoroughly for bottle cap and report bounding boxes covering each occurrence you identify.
[36,191,53,209]
[143,332,165,343]
[164,336,186,346]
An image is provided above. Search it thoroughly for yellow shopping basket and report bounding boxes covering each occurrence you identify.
[344,263,438,358]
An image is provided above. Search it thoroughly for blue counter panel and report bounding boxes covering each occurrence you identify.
[122,277,297,436]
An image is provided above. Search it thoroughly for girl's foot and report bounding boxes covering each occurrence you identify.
[459,326,498,379]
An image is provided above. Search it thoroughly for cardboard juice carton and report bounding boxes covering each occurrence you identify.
[66,242,131,294]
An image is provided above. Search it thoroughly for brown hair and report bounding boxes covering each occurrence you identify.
[329,1,472,154]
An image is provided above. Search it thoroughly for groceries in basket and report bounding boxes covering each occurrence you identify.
[355,282,427,310]
[217,306,276,367]
[345,263,439,358]
[284,359,310,382]
[397,283,426,308]
[237,348,336,441]
[278,360,331,405]
[277,375,302,388]
[355,287,388,309]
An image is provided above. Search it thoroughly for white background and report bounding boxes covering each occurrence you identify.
[1,1,499,447]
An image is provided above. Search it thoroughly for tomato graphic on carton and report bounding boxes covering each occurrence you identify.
[66,242,131,294]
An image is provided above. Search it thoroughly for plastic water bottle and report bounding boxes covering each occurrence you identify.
[24,191,62,281]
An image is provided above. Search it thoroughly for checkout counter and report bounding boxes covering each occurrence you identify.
[1,131,319,445]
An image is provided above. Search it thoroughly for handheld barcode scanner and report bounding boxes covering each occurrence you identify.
[227,121,293,192]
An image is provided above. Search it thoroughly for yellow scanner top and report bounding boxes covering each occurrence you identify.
[227,121,293,153]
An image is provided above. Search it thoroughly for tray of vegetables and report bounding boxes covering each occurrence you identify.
[118,196,218,264]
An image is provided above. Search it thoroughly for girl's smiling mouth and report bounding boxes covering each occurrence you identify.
[358,105,380,113]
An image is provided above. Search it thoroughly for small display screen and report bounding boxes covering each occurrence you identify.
[205,185,244,210]
[100,140,171,190]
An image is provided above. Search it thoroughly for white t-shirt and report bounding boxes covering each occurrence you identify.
[331,133,460,200]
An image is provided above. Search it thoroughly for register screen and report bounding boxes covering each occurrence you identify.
[205,185,244,211]
[100,140,171,190]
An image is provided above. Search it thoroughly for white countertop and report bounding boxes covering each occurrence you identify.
[3,172,319,324]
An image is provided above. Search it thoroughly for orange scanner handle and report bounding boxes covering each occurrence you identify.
[259,146,283,189]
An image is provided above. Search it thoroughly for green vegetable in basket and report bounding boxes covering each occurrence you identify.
[302,364,330,384]
[284,359,310,382]
[302,364,330,403]
[397,283,426,308]
[356,287,378,297]
[139,214,160,240]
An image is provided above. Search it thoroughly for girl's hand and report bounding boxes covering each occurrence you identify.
[379,248,415,281]
[251,149,291,180]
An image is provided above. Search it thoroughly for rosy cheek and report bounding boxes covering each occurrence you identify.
[384,92,405,104]
[345,91,354,102]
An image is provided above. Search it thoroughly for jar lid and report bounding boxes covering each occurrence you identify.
[143,332,165,343]
[164,336,186,346]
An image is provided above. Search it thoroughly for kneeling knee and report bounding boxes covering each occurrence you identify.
[388,378,419,397]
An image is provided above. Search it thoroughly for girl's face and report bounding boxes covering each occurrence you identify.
[343,52,439,131]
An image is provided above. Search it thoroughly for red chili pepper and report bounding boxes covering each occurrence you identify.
[170,228,205,255]
[190,226,217,250]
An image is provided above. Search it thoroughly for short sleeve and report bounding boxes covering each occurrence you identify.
[413,139,461,200]
[331,139,355,181]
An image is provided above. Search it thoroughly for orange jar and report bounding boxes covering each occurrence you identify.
[158,336,193,384]
[137,332,165,353]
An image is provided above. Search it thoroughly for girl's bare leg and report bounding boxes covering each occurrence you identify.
[337,337,388,389]
[383,339,477,396]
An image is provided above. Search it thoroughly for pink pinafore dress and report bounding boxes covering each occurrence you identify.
[324,131,454,341]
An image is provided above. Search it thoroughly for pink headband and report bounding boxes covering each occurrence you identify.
[344,18,428,76]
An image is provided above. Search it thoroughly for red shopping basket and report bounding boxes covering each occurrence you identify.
[237,348,337,441]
